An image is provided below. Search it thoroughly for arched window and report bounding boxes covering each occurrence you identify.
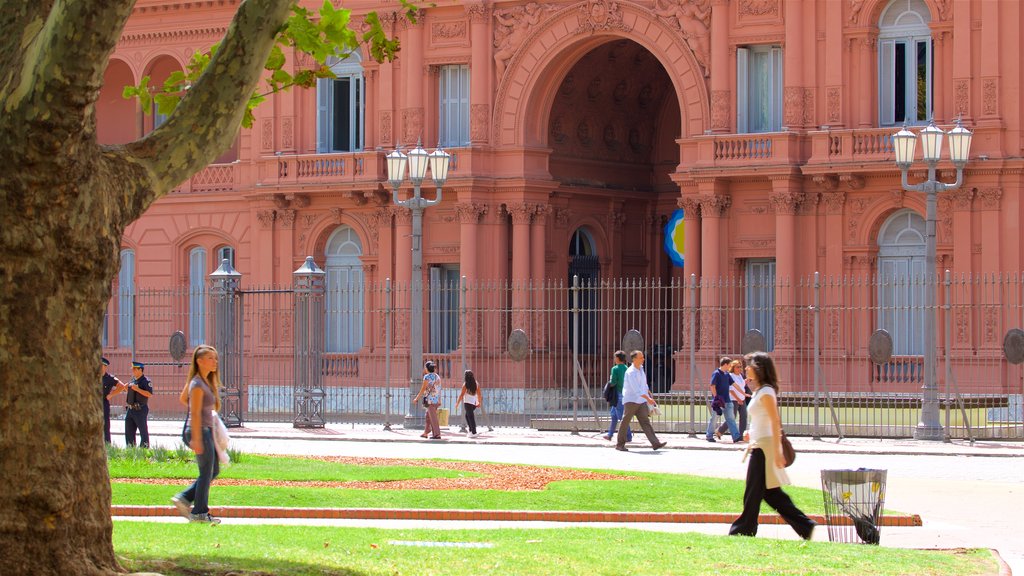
[325,226,364,353]
[877,209,926,355]
[189,247,207,346]
[118,249,135,348]
[317,52,364,153]
[878,0,932,126]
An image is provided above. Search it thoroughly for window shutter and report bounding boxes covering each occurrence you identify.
[770,47,783,131]
[459,65,470,145]
[736,47,749,133]
[879,40,895,126]
[316,78,332,153]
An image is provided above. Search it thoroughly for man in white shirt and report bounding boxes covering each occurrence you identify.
[615,350,668,452]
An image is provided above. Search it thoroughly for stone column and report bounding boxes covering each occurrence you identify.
[530,204,548,348]
[858,37,874,128]
[977,187,1002,353]
[697,186,729,352]
[952,0,971,121]
[457,202,487,349]
[467,2,491,144]
[820,188,846,280]
[770,178,804,351]
[824,0,843,126]
[393,207,412,348]
[508,202,532,331]
[783,0,805,130]
[709,0,730,132]
[402,15,425,145]
[678,196,702,282]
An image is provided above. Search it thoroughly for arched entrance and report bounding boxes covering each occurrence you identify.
[324,225,364,353]
[877,209,926,355]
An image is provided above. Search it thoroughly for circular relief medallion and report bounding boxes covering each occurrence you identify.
[1003,328,1024,365]
[507,329,530,362]
[868,329,894,365]
[169,330,188,362]
[621,329,644,354]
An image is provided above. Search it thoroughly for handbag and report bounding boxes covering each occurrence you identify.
[780,430,796,467]
[648,403,662,416]
[422,396,430,408]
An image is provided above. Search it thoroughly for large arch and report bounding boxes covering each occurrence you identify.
[493,1,708,149]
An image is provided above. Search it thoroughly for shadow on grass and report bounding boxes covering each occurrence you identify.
[124,555,370,576]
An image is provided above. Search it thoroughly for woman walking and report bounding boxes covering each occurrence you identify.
[729,351,815,540]
[171,344,223,524]
[413,360,443,439]
[455,370,483,437]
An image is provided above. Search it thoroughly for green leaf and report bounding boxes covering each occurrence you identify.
[153,92,180,115]
[265,45,286,71]
[270,69,292,87]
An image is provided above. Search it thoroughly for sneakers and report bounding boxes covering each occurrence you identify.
[170,495,191,519]
[469,432,479,438]
[189,513,221,525]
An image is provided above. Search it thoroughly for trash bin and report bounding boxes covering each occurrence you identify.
[438,408,449,427]
[820,468,887,544]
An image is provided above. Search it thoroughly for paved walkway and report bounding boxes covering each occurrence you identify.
[110,420,1023,574]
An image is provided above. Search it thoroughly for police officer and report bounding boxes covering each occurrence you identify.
[101,357,121,444]
[123,361,153,448]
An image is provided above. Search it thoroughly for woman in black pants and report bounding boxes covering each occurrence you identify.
[729,352,815,540]
[456,370,483,437]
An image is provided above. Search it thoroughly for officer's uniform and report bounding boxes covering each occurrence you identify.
[125,361,153,448]
[101,357,119,444]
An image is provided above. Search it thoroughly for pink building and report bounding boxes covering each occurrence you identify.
[96,0,1024,436]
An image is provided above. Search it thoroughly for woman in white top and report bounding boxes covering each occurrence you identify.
[455,370,483,437]
[729,351,815,540]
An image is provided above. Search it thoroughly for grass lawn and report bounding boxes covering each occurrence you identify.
[114,523,995,576]
[109,451,827,514]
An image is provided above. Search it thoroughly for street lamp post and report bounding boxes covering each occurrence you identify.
[386,141,450,427]
[893,119,972,441]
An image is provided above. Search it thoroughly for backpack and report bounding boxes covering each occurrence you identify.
[602,379,618,405]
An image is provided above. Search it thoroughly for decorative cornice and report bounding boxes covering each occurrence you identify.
[770,191,805,215]
[120,26,228,46]
[698,194,731,217]
[949,188,974,211]
[455,202,489,223]
[813,174,838,191]
[977,187,1002,210]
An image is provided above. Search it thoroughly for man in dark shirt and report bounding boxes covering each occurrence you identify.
[123,361,153,448]
[706,356,741,443]
[101,357,121,444]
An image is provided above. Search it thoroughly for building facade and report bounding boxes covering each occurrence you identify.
[95,0,1024,434]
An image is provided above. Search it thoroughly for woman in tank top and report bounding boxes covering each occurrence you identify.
[456,370,484,437]
[729,351,816,540]
[170,344,223,525]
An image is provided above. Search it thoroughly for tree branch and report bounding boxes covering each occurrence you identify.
[2,0,133,140]
[0,1,54,110]
[121,0,294,216]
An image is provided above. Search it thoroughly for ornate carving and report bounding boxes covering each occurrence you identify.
[455,202,489,223]
[978,187,1002,210]
[739,0,779,17]
[710,90,730,130]
[256,209,276,229]
[261,119,273,151]
[955,309,969,345]
[329,207,344,223]
[938,198,952,241]
[291,194,311,208]
[984,308,999,344]
[533,204,549,224]
[432,20,467,41]
[279,209,296,229]
[783,86,804,128]
[813,174,838,191]
[775,306,794,347]
[850,197,869,214]
[401,108,424,144]
[982,78,998,116]
[466,2,491,24]
[394,209,412,226]
[803,88,815,127]
[840,174,865,190]
[955,80,969,117]
[302,214,317,229]
[553,207,572,227]
[677,196,701,219]
[890,189,905,208]
[847,218,858,242]
[770,191,804,215]
[819,191,843,214]
[493,3,555,80]
[380,111,393,145]
[827,87,841,123]
[699,194,731,217]
[470,104,489,141]
[607,209,626,230]
[848,0,865,24]
[508,202,533,225]
[344,190,367,206]
[653,0,710,76]
[575,0,631,34]
[949,188,974,211]
[281,117,294,150]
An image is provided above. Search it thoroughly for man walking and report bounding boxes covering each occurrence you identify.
[707,357,742,443]
[615,350,667,452]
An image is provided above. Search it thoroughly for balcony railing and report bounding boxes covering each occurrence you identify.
[807,128,898,166]
[170,163,238,194]
[691,131,802,171]
[260,150,386,186]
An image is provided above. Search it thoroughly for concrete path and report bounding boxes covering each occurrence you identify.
[110,420,1023,574]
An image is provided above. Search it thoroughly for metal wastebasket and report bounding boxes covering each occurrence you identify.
[820,468,887,544]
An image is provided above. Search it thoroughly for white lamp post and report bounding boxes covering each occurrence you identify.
[893,119,973,441]
[386,141,450,426]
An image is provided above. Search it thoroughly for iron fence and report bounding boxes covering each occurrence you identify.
[101,265,1024,440]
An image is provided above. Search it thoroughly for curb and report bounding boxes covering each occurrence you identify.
[112,506,922,527]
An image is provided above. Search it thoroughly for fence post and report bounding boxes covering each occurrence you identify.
[813,271,821,440]
[384,278,392,431]
[292,256,326,428]
[572,274,580,435]
[943,270,951,441]
[689,273,698,437]
[209,258,243,426]
[459,275,468,433]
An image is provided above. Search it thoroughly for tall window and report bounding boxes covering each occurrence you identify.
[438,64,470,147]
[317,53,364,153]
[878,0,932,126]
[736,45,783,133]
[325,226,364,353]
[429,265,461,353]
[877,210,926,355]
[745,259,776,351]
[189,247,207,346]
[118,249,135,348]
[216,245,235,268]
